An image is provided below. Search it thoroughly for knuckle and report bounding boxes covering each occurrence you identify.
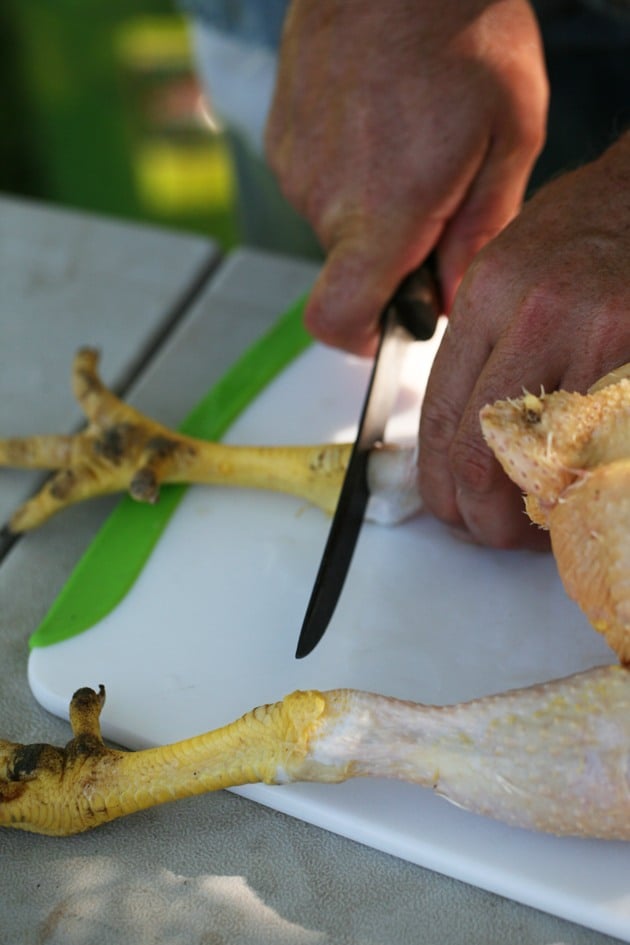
[509,285,557,346]
[419,397,460,456]
[512,105,548,159]
[461,253,558,355]
[457,245,506,308]
[449,434,496,496]
[264,140,309,214]
[273,160,304,209]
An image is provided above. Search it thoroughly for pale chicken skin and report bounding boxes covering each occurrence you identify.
[480,368,630,663]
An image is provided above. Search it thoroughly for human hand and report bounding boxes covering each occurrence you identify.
[418,132,630,548]
[265,0,548,354]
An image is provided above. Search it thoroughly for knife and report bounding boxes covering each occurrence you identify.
[295,263,441,658]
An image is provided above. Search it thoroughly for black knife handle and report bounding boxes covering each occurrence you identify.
[392,258,441,341]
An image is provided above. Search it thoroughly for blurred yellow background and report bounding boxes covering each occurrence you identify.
[2,1,239,248]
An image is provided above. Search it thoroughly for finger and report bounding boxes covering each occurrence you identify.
[421,359,552,550]
[304,224,442,356]
[452,484,551,551]
[448,404,551,550]
[438,331,568,548]
[436,134,542,313]
[419,273,567,546]
[418,292,494,529]
[303,248,388,356]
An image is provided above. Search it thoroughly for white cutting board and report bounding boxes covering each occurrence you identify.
[29,323,630,942]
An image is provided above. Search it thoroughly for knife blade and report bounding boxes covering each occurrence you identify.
[295,264,440,658]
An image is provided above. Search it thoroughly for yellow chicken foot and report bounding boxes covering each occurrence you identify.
[0,348,422,532]
[1,665,629,838]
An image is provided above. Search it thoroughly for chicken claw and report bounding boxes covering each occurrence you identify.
[3,355,630,841]
[0,349,422,532]
[1,665,628,838]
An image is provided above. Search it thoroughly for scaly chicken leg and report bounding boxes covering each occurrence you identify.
[2,665,628,838]
[3,355,630,839]
[0,348,422,532]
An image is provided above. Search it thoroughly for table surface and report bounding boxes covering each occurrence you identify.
[0,194,623,945]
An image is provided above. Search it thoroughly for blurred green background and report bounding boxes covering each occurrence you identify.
[1,0,239,248]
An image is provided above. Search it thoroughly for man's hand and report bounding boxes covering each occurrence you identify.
[265,0,548,354]
[418,132,630,548]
